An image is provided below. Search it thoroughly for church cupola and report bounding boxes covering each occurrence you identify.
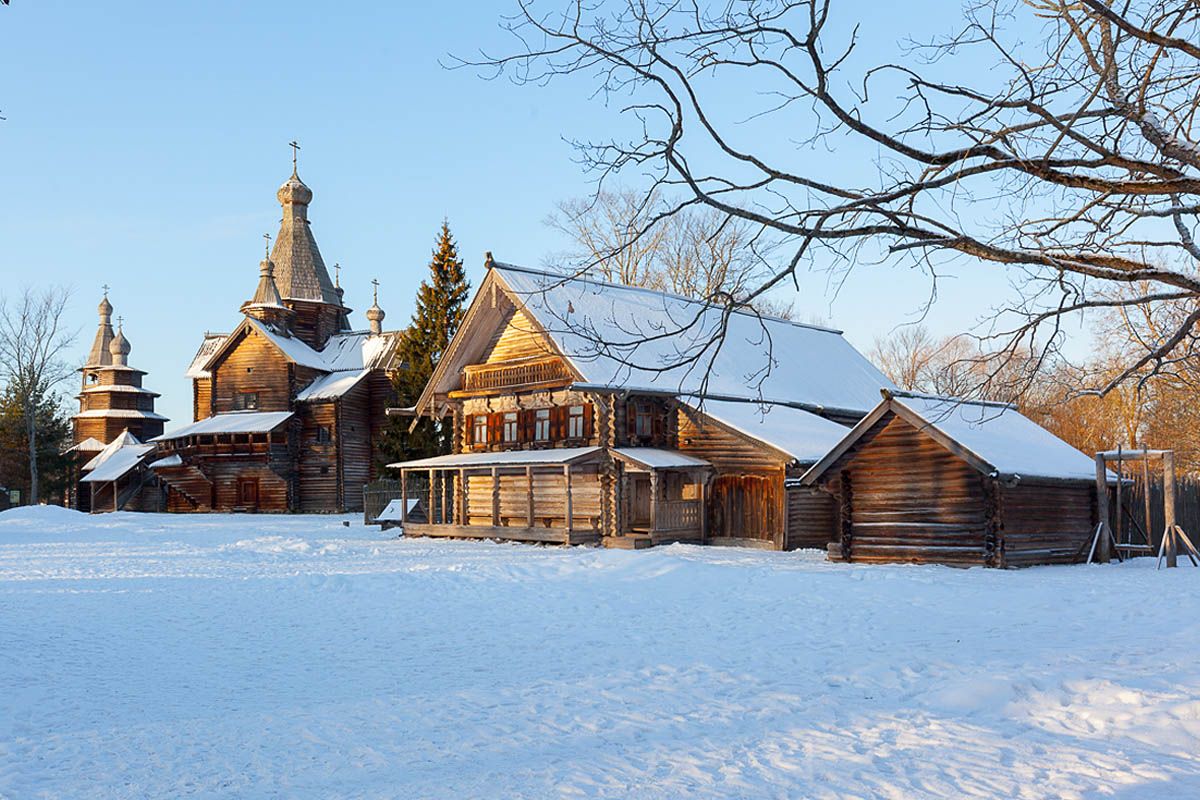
[365,279,386,335]
[109,321,132,367]
[241,235,295,329]
[267,142,343,348]
[83,288,116,379]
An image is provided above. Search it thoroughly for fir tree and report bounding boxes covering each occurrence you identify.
[0,382,73,505]
[379,220,471,464]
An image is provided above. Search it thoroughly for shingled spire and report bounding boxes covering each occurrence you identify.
[85,289,116,373]
[269,153,340,307]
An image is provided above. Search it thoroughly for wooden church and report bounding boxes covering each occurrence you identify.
[388,258,890,549]
[150,163,400,513]
[67,293,168,511]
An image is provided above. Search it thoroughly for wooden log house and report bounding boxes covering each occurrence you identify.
[800,389,1112,567]
[390,258,891,549]
[68,293,168,511]
[149,166,400,513]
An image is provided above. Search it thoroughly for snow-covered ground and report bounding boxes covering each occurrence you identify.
[2,508,1200,799]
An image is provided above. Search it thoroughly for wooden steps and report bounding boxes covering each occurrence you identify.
[602,535,655,550]
[156,465,213,510]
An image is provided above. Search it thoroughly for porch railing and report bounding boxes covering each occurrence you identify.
[656,499,701,532]
[461,357,572,392]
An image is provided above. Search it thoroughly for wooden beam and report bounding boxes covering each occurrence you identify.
[1165,451,1177,568]
[699,476,707,545]
[564,464,573,535]
[649,470,658,534]
[400,469,408,525]
[1094,454,1111,564]
[428,468,436,525]
[526,466,535,527]
[491,467,500,527]
[458,468,467,525]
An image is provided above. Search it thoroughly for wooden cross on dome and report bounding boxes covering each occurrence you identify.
[371,277,380,304]
[102,284,110,297]
[116,316,124,330]
[289,140,300,173]
[263,232,271,257]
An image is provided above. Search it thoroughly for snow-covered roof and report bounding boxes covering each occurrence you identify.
[687,397,850,464]
[389,446,604,470]
[296,369,368,402]
[153,411,294,441]
[610,448,711,470]
[491,263,894,413]
[376,498,422,522]
[200,319,399,377]
[82,431,144,471]
[803,390,1107,484]
[73,409,169,421]
[185,334,229,380]
[64,437,106,454]
[79,384,159,396]
[148,454,183,469]
[80,432,156,483]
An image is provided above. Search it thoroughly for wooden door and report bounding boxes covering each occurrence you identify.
[238,477,259,511]
[708,475,778,542]
[631,476,651,527]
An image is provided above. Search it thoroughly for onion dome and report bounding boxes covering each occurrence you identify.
[366,280,385,335]
[98,295,113,319]
[277,169,313,207]
[109,324,131,366]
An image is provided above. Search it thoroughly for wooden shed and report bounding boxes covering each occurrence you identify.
[801,390,1106,567]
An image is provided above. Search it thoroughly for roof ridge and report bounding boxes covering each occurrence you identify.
[887,388,1017,411]
[491,260,844,335]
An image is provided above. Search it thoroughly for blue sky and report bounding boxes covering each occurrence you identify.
[0,1,1072,426]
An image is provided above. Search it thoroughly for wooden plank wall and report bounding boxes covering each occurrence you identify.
[1000,481,1095,566]
[464,470,602,529]
[677,407,783,474]
[840,414,989,566]
[785,487,837,550]
[298,403,339,512]
[207,460,289,512]
[194,378,212,420]
[211,331,293,413]
[337,381,372,512]
[481,307,554,363]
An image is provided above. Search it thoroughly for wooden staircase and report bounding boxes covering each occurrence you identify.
[156,465,213,510]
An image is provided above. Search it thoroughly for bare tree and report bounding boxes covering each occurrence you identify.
[465,0,1200,399]
[547,188,793,316]
[0,288,75,504]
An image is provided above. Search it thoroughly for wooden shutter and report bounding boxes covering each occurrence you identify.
[465,414,475,447]
[519,410,533,442]
[551,406,566,441]
[652,404,664,441]
[627,401,638,438]
[583,403,594,439]
[488,413,501,445]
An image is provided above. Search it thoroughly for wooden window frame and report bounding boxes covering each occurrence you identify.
[502,411,519,444]
[315,425,332,444]
[567,405,586,439]
[533,408,551,442]
[236,391,259,411]
[472,415,488,447]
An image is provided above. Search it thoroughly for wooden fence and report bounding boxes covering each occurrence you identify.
[362,477,429,525]
[1110,472,1200,553]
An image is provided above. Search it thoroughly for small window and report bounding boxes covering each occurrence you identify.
[634,403,652,438]
[473,415,487,445]
[86,373,98,384]
[534,408,551,441]
[316,425,332,443]
[236,391,259,410]
[502,411,519,443]
[568,405,586,439]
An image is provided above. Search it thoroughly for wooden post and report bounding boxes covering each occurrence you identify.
[1094,454,1111,564]
[526,466,535,528]
[428,468,436,525]
[649,470,658,534]
[399,469,408,525]
[564,463,573,537]
[440,472,448,525]
[113,480,118,513]
[1165,450,1177,568]
[491,467,500,527]
[90,483,96,515]
[458,468,467,525]
[699,474,707,545]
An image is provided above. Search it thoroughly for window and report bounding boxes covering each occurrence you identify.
[534,408,551,442]
[502,411,519,443]
[567,405,586,439]
[473,415,487,446]
[315,425,332,443]
[634,403,653,438]
[235,391,259,410]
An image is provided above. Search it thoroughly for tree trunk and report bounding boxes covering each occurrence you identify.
[25,402,39,505]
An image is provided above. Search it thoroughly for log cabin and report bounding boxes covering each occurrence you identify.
[149,166,400,513]
[389,257,894,549]
[68,294,168,511]
[800,389,1111,567]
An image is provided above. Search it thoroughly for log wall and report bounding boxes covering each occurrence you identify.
[210,331,293,413]
[1000,480,1095,567]
[785,486,837,550]
[482,308,554,363]
[298,403,338,512]
[463,469,603,530]
[837,414,989,566]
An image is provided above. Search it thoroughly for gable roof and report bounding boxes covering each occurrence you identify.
[685,397,850,465]
[200,318,399,377]
[80,443,156,484]
[186,333,230,379]
[802,390,1107,485]
[417,262,893,416]
[82,430,145,472]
